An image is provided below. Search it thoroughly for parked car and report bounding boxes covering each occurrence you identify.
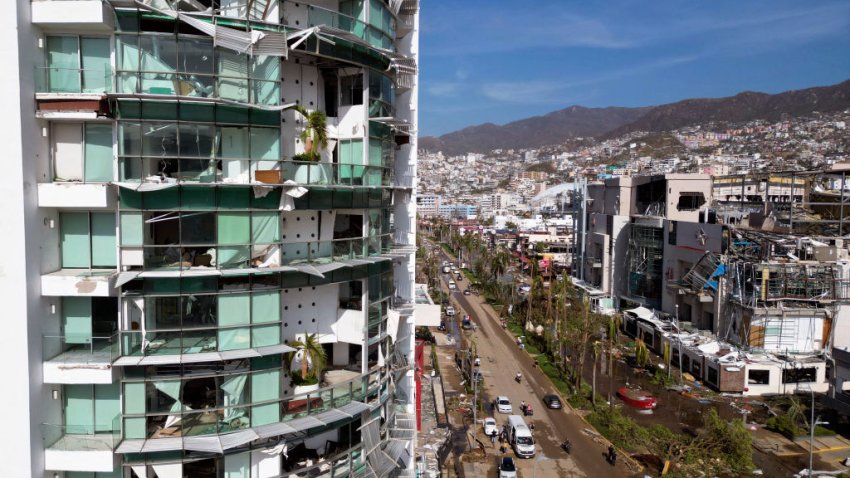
[542,394,562,409]
[496,396,512,414]
[498,457,517,478]
[471,370,483,383]
[483,417,498,436]
[446,306,456,316]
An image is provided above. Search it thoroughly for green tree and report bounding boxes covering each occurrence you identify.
[287,333,327,385]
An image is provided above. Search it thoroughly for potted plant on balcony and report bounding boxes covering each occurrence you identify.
[287,333,327,394]
[291,105,331,184]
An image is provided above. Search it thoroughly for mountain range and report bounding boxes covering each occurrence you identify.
[418,79,850,156]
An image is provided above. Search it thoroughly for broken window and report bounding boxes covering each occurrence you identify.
[748,369,770,385]
[782,367,817,384]
[340,280,363,310]
[676,192,706,211]
[340,74,363,106]
[334,214,363,240]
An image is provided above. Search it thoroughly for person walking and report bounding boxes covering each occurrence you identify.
[499,439,508,455]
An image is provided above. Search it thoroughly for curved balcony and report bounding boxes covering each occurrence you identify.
[116,371,388,453]
[123,234,393,273]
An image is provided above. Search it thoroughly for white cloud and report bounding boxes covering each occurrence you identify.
[426,82,462,97]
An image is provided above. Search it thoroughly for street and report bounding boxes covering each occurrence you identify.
[430,242,634,477]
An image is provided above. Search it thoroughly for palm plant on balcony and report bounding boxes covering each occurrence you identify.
[293,105,329,162]
[287,333,327,387]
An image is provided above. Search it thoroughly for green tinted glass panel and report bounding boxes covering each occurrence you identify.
[65,385,94,434]
[219,187,250,208]
[250,128,280,160]
[46,36,80,93]
[61,212,90,268]
[218,246,250,268]
[251,291,279,323]
[251,189,281,209]
[91,213,117,268]
[251,212,279,244]
[144,188,179,209]
[218,327,249,351]
[94,383,120,432]
[181,186,216,210]
[250,370,280,425]
[84,124,113,182]
[251,324,279,347]
[81,37,110,93]
[124,383,145,414]
[218,213,250,244]
[120,212,143,246]
[218,294,250,326]
[63,297,92,344]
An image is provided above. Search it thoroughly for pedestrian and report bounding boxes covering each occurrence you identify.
[529,421,535,433]
[500,440,507,455]
[491,430,497,445]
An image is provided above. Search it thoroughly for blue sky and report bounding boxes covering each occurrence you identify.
[418,0,850,136]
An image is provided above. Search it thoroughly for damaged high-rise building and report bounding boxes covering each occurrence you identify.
[0,0,419,476]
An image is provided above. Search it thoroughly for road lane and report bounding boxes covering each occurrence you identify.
[428,243,634,477]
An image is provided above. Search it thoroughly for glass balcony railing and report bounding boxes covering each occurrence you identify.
[129,234,393,272]
[35,66,112,94]
[43,333,120,364]
[42,415,121,451]
[118,324,281,358]
[121,371,386,440]
[118,159,391,187]
[296,2,395,51]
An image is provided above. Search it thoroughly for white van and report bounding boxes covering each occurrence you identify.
[506,415,535,458]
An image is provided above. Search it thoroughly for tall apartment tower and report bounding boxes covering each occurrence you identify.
[0,1,419,476]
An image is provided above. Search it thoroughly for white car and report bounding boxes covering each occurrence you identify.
[483,417,498,436]
[445,306,456,316]
[496,396,512,414]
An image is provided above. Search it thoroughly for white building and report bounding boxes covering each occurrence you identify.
[0,0,419,476]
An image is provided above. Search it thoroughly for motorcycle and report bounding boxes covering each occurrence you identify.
[514,373,522,384]
[606,446,617,466]
[560,440,572,454]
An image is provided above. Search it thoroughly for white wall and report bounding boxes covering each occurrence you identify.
[0,2,43,476]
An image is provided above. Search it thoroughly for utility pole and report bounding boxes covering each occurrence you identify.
[675,304,683,383]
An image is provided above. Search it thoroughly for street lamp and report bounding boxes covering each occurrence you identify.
[674,304,683,382]
[806,385,829,477]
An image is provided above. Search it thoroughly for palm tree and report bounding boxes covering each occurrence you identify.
[287,333,327,385]
[292,105,328,162]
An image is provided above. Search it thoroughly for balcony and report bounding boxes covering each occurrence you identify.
[115,372,385,453]
[122,235,394,273]
[43,422,119,473]
[38,183,115,209]
[113,329,294,366]
[41,269,116,297]
[118,160,390,188]
[31,1,114,32]
[35,65,111,118]
[43,334,118,384]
